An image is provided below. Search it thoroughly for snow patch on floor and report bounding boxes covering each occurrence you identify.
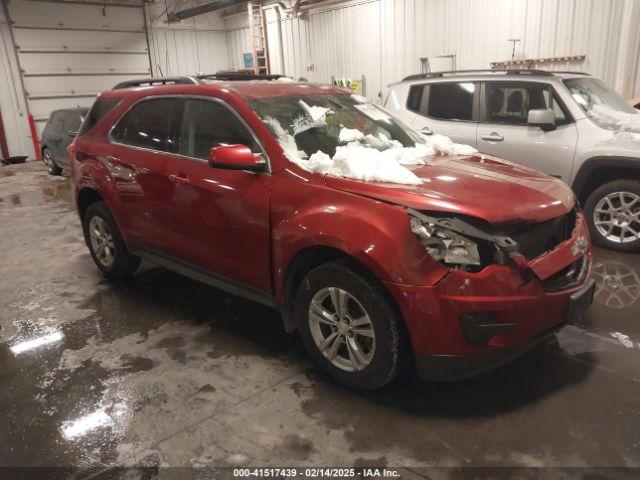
[588,105,640,133]
[610,331,638,349]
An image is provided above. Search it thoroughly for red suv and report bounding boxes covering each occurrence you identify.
[70,75,595,389]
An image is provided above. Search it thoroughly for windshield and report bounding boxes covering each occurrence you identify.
[248,94,425,159]
[564,78,637,114]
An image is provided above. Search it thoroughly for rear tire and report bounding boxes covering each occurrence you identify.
[584,179,640,252]
[83,202,140,278]
[43,147,62,176]
[294,259,409,390]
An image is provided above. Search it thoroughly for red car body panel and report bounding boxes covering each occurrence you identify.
[71,81,593,381]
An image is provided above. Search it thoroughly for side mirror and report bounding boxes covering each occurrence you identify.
[527,108,556,131]
[208,145,267,173]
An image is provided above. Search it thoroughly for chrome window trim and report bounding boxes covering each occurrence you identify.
[108,94,272,174]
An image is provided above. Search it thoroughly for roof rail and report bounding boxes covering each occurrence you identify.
[552,71,591,76]
[112,72,291,90]
[112,76,199,90]
[197,71,288,81]
[402,69,555,81]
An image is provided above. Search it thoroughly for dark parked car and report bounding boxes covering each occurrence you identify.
[41,107,88,175]
[69,77,595,389]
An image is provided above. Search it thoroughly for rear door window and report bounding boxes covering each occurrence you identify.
[178,98,260,160]
[63,111,84,134]
[483,82,569,125]
[49,111,65,133]
[427,82,476,121]
[78,99,120,136]
[406,82,477,121]
[111,98,180,153]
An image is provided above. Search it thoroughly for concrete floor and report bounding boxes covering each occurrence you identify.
[1,161,639,478]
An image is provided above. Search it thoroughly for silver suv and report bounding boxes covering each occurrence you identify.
[385,69,640,252]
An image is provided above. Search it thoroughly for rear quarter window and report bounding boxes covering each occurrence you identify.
[78,99,121,136]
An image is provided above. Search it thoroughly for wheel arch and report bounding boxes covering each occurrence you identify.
[573,156,640,204]
[76,187,104,225]
[279,245,404,334]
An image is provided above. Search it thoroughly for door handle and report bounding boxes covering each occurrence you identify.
[481,132,504,142]
[420,126,434,136]
[169,173,190,185]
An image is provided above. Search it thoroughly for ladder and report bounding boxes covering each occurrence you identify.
[248,0,269,75]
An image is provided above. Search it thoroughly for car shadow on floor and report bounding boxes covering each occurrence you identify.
[88,263,595,420]
[355,341,594,419]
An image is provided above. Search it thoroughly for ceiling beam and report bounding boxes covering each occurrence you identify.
[166,0,244,23]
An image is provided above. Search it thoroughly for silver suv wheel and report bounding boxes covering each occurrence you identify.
[593,191,640,244]
[308,287,376,372]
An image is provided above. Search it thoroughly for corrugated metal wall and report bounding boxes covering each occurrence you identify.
[225,14,251,70]
[262,0,640,101]
[379,0,639,98]
[146,1,230,76]
[149,28,229,76]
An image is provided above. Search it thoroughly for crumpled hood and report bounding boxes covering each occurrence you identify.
[323,154,575,224]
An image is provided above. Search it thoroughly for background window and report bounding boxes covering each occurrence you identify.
[49,111,65,133]
[63,111,84,134]
[111,98,179,153]
[427,82,475,120]
[485,83,567,124]
[406,85,425,113]
[179,99,259,160]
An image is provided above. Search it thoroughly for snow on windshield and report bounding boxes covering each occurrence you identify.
[263,98,477,185]
[588,105,640,134]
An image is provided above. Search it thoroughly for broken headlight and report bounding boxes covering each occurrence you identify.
[410,217,481,267]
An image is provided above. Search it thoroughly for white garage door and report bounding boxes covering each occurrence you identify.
[7,0,151,136]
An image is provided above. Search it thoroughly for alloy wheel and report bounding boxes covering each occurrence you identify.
[593,191,640,243]
[43,149,54,172]
[89,216,115,268]
[308,287,376,372]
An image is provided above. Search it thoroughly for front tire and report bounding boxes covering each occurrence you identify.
[83,202,140,278]
[42,147,62,176]
[584,179,640,252]
[294,259,409,390]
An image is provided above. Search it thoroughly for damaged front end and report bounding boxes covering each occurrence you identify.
[408,208,528,272]
[407,207,588,283]
[396,207,595,381]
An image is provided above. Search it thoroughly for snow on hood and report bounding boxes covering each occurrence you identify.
[588,105,640,133]
[301,132,476,185]
[267,104,478,185]
[299,100,333,123]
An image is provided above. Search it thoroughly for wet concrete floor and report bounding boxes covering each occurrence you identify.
[1,161,639,478]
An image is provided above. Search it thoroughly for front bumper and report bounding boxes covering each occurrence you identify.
[385,211,594,381]
[414,279,595,381]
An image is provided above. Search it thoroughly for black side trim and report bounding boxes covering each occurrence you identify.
[133,247,277,309]
[572,156,640,201]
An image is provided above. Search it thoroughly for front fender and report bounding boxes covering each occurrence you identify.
[271,170,448,298]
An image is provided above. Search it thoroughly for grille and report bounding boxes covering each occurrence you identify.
[508,210,576,260]
[542,256,589,292]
